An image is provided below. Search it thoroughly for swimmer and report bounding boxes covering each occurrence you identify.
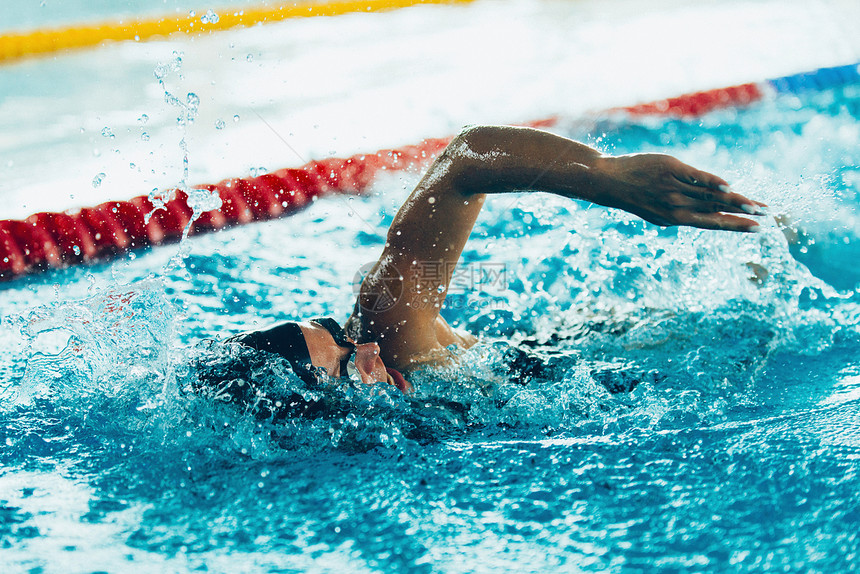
[215,125,766,395]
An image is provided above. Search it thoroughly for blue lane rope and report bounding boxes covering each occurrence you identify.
[768,62,860,94]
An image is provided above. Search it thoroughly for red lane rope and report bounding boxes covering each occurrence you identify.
[0,137,450,280]
[0,81,765,282]
[611,83,764,117]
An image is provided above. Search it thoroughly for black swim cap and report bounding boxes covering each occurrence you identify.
[226,317,355,384]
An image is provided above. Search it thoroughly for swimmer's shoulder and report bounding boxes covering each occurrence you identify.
[434,315,477,349]
[399,316,477,372]
[345,311,476,371]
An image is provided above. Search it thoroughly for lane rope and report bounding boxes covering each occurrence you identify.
[1,137,451,279]
[0,0,474,64]
[1,62,858,282]
[611,63,860,117]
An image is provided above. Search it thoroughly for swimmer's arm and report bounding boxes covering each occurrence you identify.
[444,125,765,230]
[351,125,764,367]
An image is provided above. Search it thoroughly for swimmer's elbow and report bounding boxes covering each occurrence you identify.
[443,125,505,193]
[447,125,500,162]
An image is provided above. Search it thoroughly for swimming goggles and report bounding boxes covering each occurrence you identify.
[226,317,355,384]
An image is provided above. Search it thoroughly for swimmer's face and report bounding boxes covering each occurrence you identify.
[300,323,395,388]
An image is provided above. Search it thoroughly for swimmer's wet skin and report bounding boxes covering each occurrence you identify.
[201,125,766,400]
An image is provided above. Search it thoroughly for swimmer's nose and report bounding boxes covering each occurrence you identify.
[354,342,386,385]
[356,341,380,355]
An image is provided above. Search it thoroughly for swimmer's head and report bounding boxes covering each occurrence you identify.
[227,318,409,392]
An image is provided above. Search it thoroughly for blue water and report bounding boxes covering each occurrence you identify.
[2,84,860,572]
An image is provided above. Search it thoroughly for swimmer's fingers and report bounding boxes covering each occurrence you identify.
[672,168,766,214]
[672,197,765,216]
[679,181,767,215]
[677,184,767,215]
[674,211,761,232]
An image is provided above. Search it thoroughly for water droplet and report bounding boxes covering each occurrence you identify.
[186,92,200,108]
[92,173,106,188]
[200,9,220,24]
[188,10,196,17]
[233,115,240,123]
[186,186,223,216]
[129,162,136,169]
[246,54,254,63]
[215,119,226,130]
[101,127,115,139]
[138,114,149,124]
[140,132,150,142]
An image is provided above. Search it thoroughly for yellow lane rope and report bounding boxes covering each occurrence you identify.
[0,0,474,64]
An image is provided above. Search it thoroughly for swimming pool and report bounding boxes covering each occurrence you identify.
[3,1,860,573]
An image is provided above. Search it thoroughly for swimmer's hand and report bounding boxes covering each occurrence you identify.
[592,154,766,232]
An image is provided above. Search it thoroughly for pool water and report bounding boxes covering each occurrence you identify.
[3,0,860,571]
[2,76,859,572]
